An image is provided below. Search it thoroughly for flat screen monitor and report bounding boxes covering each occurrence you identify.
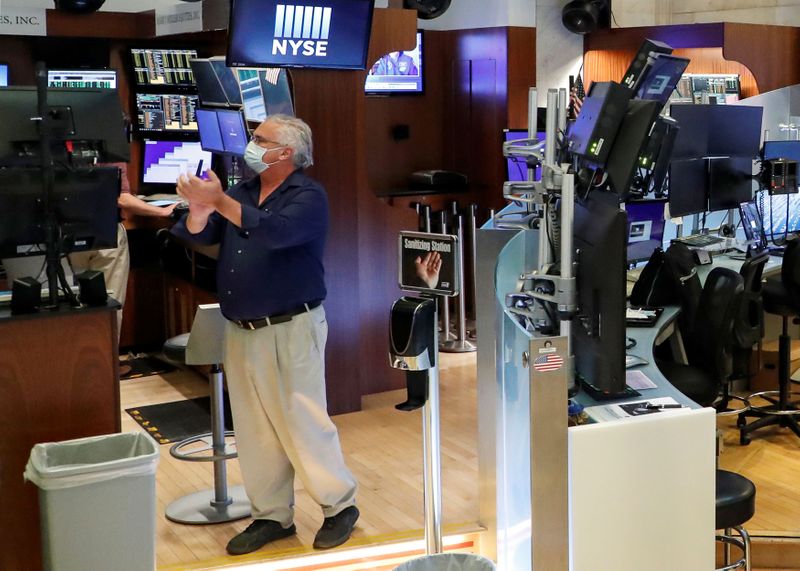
[190,59,229,106]
[197,108,249,156]
[142,140,212,185]
[0,64,8,87]
[708,156,755,212]
[47,69,117,89]
[236,68,294,123]
[670,104,762,159]
[626,199,666,264]
[131,48,197,86]
[227,0,375,70]
[634,54,689,109]
[209,57,244,105]
[503,129,545,182]
[763,140,800,163]
[135,93,199,132]
[740,200,767,248]
[0,87,129,163]
[669,158,707,217]
[0,166,120,258]
[365,31,423,94]
[573,192,628,398]
[758,191,800,238]
[604,99,662,197]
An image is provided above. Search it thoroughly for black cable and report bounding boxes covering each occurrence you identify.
[609,5,621,28]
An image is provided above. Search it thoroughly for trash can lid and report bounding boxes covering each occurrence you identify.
[394,553,496,571]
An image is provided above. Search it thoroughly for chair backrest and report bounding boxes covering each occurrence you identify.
[186,303,226,365]
[686,267,745,384]
[781,239,800,308]
[733,251,769,349]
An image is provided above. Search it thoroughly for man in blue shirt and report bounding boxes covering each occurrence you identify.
[172,115,358,555]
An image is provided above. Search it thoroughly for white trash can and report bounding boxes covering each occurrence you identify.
[25,432,160,571]
[394,553,497,570]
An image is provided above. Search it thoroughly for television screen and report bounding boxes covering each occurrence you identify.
[197,108,249,156]
[227,0,375,70]
[365,31,423,94]
[131,48,197,86]
[670,104,762,159]
[237,68,294,123]
[0,64,9,87]
[626,199,666,264]
[503,129,545,182]
[142,140,212,184]
[135,93,199,132]
[48,69,117,89]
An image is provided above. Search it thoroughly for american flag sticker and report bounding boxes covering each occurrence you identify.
[533,353,564,373]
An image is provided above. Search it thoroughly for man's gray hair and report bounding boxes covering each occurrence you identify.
[266,114,314,168]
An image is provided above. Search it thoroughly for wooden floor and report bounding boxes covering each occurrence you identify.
[120,353,479,570]
[122,352,800,570]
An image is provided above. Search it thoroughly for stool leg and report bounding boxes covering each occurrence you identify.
[737,526,751,571]
[724,528,732,566]
[210,365,232,508]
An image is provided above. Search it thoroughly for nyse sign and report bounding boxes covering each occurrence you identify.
[0,6,47,36]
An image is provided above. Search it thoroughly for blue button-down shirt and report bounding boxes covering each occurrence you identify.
[171,169,328,321]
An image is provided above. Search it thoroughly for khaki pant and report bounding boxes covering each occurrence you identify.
[223,305,357,526]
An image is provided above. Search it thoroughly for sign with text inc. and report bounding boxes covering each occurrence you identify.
[0,5,47,36]
[155,3,203,36]
[227,0,375,70]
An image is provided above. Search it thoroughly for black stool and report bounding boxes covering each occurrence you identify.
[739,241,800,444]
[716,470,755,571]
[162,305,250,524]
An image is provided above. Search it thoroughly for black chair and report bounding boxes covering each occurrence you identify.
[716,469,755,571]
[739,240,800,444]
[718,252,770,414]
[658,267,745,407]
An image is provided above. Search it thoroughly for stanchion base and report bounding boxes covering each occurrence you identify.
[439,339,477,353]
[166,486,251,524]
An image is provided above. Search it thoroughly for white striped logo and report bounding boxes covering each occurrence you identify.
[272,4,331,57]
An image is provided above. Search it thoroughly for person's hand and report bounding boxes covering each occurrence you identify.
[414,251,441,289]
[160,202,180,217]
[176,169,224,209]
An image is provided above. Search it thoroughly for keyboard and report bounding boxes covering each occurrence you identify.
[677,234,725,247]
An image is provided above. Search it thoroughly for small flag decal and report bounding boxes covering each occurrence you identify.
[533,353,563,372]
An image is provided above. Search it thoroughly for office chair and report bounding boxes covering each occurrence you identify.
[716,469,755,571]
[657,267,744,407]
[718,252,770,415]
[739,240,800,445]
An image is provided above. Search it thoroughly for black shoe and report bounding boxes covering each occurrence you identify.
[226,519,296,555]
[313,506,360,549]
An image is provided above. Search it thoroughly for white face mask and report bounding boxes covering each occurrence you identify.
[244,141,284,174]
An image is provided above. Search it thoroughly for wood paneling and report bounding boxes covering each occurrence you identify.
[0,307,119,571]
[584,22,800,96]
[507,27,537,130]
[46,8,153,39]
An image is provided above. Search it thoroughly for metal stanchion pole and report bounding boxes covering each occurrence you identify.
[441,215,476,353]
[467,203,479,327]
[421,204,432,233]
[423,317,443,554]
[439,211,454,344]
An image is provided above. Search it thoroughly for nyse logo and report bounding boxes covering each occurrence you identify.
[272,4,331,57]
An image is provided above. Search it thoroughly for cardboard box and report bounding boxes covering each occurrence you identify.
[750,339,800,393]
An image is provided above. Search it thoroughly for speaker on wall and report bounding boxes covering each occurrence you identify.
[53,0,106,14]
[404,0,451,19]
[562,0,610,34]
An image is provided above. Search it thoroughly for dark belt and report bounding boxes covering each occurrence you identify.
[232,300,322,330]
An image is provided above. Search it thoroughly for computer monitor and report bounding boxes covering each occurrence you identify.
[209,57,244,106]
[0,64,8,87]
[196,108,249,156]
[758,191,800,238]
[0,166,120,258]
[573,192,628,399]
[626,199,666,264]
[763,140,800,163]
[47,69,117,89]
[228,0,375,70]
[0,87,129,163]
[668,158,708,217]
[130,48,197,86]
[739,200,767,249]
[634,54,689,109]
[365,31,423,95]
[670,104,763,159]
[135,93,199,132]
[708,157,755,212]
[503,129,545,182]
[141,140,212,185]
[604,99,662,197]
[190,59,229,106]
[236,68,294,123]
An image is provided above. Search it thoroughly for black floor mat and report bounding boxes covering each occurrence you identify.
[126,397,234,445]
[120,356,177,380]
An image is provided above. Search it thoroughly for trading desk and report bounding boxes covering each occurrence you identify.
[476,208,715,571]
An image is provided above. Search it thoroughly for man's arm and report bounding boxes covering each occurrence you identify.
[118,193,178,218]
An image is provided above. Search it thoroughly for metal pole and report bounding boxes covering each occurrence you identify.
[468,204,479,324]
[421,204,432,233]
[527,88,538,209]
[560,174,576,393]
[439,211,453,344]
[441,216,476,353]
[540,90,560,272]
[423,311,443,554]
[210,364,232,507]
